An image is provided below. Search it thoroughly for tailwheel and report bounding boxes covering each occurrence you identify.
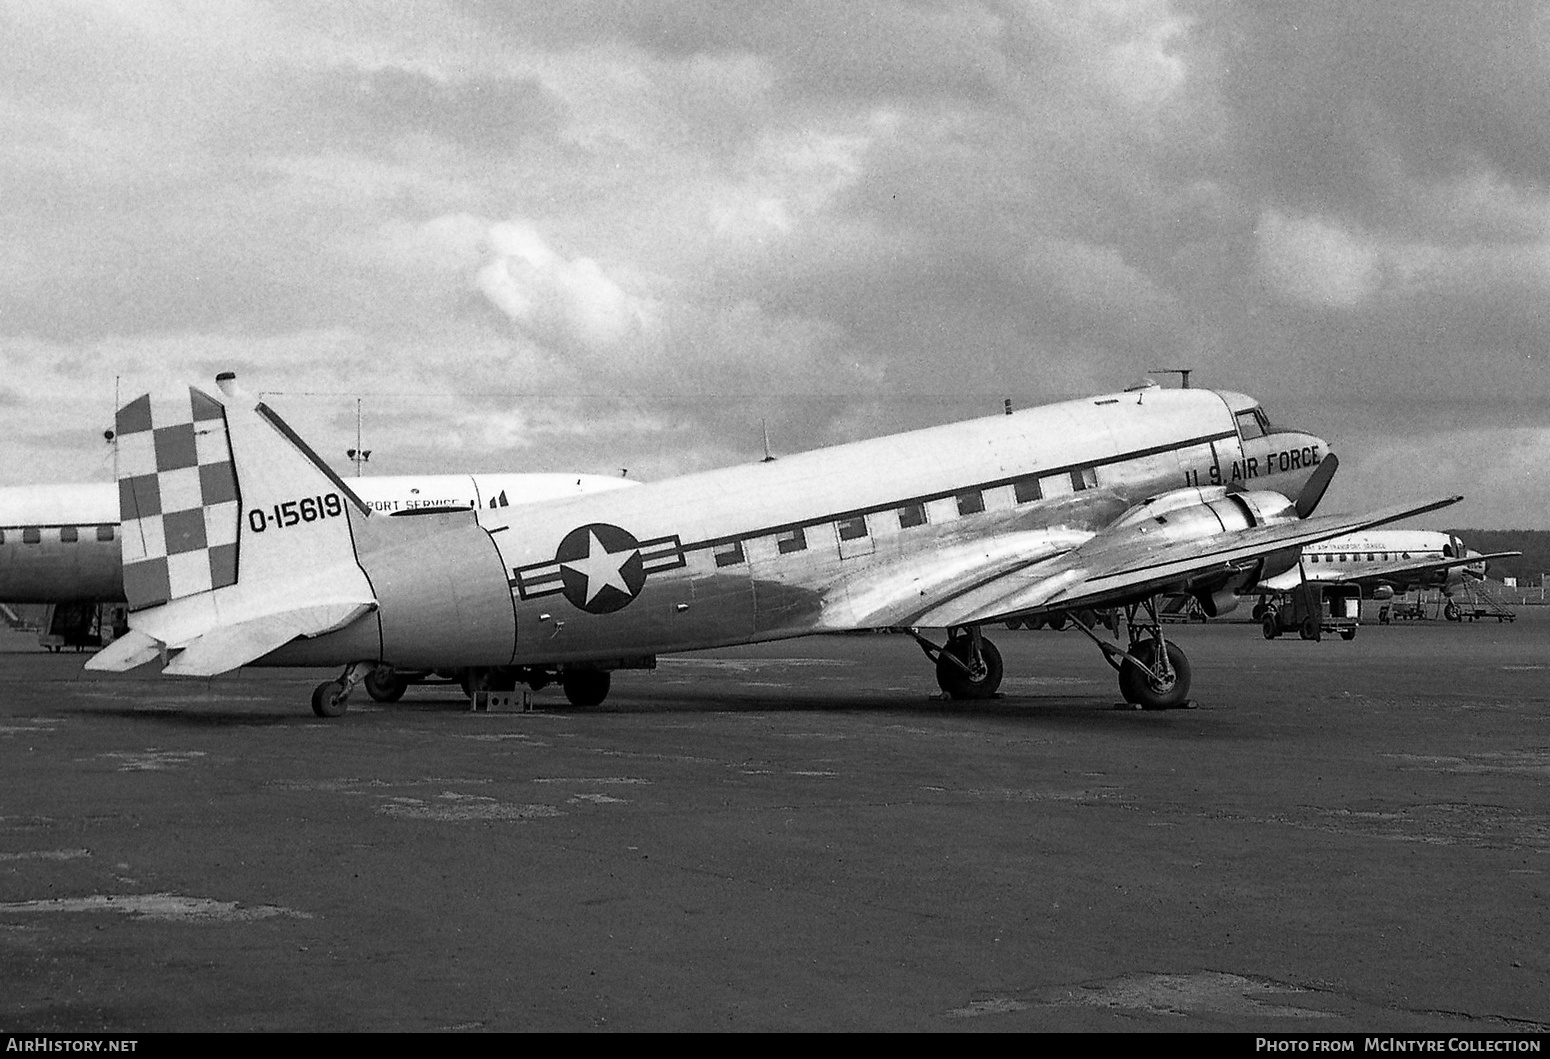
[561,669,611,707]
[364,665,408,703]
[310,661,374,717]
[1118,640,1192,710]
[934,632,1003,699]
[311,679,348,718]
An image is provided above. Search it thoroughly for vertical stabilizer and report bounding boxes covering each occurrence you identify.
[116,387,241,610]
[87,377,378,676]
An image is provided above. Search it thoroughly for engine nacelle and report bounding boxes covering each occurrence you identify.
[1194,587,1241,618]
[1109,488,1300,547]
[1102,489,1304,605]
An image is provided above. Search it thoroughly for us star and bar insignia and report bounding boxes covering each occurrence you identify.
[510,523,685,614]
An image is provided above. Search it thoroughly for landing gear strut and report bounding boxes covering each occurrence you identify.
[1071,597,1193,709]
[911,626,1004,699]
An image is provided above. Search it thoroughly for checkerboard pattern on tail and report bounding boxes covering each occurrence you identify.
[116,387,241,610]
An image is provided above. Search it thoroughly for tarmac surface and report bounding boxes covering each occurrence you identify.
[0,614,1546,1032]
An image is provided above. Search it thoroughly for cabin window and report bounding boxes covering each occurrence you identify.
[22,527,41,544]
[60,526,78,543]
[955,490,984,516]
[713,540,745,568]
[1013,476,1042,503]
[836,515,868,541]
[1366,553,1375,562]
[776,528,807,555]
[97,525,115,541]
[1070,467,1097,492]
[897,503,926,529]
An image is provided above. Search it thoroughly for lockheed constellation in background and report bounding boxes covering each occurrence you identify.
[84,375,1456,714]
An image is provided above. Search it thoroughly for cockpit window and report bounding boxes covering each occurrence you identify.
[1235,408,1270,440]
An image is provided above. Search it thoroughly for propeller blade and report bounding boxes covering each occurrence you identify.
[1296,452,1338,518]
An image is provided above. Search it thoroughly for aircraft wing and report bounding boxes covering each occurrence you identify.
[901,496,1462,628]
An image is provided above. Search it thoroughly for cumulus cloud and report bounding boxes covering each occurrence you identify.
[2,2,1548,524]
[476,221,659,356]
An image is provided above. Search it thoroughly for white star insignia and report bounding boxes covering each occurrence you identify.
[560,530,637,604]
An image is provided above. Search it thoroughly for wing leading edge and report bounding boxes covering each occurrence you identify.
[901,495,1463,629]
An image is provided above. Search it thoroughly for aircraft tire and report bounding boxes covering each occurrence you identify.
[364,666,407,703]
[311,679,348,718]
[935,637,1003,699]
[1047,612,1069,631]
[1444,602,1462,622]
[562,669,611,707]
[1117,641,1191,710]
[1262,615,1279,640]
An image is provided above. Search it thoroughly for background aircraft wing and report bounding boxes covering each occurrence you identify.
[903,496,1461,628]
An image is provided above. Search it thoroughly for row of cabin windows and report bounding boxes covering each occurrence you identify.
[0,525,116,545]
[1310,551,1411,563]
[711,465,1101,568]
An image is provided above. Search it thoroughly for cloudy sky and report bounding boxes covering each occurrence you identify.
[3,1,1547,527]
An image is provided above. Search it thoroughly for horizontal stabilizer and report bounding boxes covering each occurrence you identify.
[162,602,376,677]
[84,630,163,673]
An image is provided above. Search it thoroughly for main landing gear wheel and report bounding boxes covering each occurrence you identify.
[934,636,1004,700]
[561,669,611,707]
[1118,640,1192,710]
[1444,601,1462,622]
[312,679,348,718]
[364,666,407,703]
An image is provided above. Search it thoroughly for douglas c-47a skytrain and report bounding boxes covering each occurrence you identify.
[84,374,1457,714]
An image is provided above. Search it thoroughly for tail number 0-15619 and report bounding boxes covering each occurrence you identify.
[247,493,345,533]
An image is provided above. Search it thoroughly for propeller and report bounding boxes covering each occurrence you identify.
[1295,453,1338,519]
